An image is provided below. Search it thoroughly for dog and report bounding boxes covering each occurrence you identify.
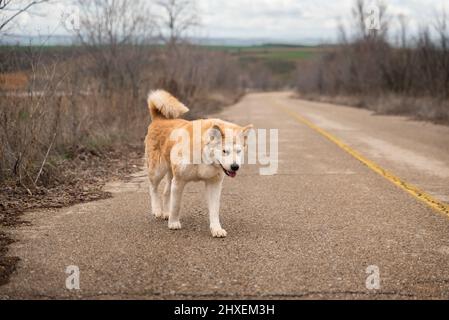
[144,90,252,238]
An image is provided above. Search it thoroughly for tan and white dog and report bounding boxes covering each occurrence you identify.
[145,90,252,238]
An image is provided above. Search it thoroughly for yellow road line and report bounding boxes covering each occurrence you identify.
[277,104,449,218]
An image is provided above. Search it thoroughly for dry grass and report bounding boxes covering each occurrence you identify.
[297,93,449,125]
[0,72,28,90]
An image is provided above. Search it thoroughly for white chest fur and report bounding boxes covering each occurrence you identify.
[176,163,222,181]
[197,164,222,180]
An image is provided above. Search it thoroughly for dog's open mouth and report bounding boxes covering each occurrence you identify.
[220,164,237,178]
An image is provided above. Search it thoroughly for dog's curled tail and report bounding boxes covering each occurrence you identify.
[148,90,189,121]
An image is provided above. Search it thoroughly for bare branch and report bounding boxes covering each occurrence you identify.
[156,0,199,45]
[0,0,49,32]
[34,131,56,185]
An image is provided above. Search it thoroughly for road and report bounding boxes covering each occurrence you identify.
[1,92,449,299]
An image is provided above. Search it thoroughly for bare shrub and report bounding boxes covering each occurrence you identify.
[296,0,449,123]
[0,0,49,34]
[1,52,67,188]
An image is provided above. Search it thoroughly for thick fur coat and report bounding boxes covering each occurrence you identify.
[145,90,252,238]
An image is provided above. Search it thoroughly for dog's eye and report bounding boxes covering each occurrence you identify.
[222,150,229,156]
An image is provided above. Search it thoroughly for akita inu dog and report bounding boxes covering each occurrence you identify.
[145,90,252,238]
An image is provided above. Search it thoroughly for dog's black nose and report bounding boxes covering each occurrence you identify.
[231,163,240,172]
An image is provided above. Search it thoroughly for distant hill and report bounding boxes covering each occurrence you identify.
[1,34,332,47]
[0,34,77,46]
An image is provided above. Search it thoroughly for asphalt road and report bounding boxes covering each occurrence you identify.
[1,92,449,299]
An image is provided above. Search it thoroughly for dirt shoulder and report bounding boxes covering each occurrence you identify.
[0,144,143,286]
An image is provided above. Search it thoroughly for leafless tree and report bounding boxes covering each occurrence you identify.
[434,8,448,51]
[433,8,449,96]
[76,0,156,95]
[297,0,449,123]
[352,0,388,39]
[397,14,408,48]
[155,0,199,45]
[77,0,154,47]
[0,0,49,33]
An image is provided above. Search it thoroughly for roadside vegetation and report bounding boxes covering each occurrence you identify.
[295,0,449,124]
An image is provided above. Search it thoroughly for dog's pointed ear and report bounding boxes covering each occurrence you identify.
[208,124,224,144]
[242,124,254,147]
[242,124,254,134]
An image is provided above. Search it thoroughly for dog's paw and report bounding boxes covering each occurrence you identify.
[211,227,227,238]
[162,212,170,220]
[168,221,182,230]
[153,210,163,219]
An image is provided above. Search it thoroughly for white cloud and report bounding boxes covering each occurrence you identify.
[196,0,355,41]
[4,0,448,43]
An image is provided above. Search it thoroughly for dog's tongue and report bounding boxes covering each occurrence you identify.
[228,171,237,178]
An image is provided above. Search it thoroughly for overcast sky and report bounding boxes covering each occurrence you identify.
[4,0,447,43]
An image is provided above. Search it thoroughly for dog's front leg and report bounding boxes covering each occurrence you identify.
[168,177,186,230]
[206,177,227,238]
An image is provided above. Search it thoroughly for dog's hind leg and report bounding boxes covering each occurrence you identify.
[161,171,173,220]
[168,177,186,230]
[148,164,167,219]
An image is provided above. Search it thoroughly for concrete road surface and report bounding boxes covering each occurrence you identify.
[1,92,449,299]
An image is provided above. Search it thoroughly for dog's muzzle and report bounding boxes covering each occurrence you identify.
[219,163,237,178]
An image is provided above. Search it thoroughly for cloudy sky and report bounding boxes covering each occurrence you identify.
[4,0,447,43]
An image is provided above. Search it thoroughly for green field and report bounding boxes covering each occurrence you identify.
[205,44,327,62]
[202,44,329,81]
[0,43,327,62]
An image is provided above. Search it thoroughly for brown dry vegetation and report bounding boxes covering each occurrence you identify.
[0,72,28,90]
[296,0,449,124]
